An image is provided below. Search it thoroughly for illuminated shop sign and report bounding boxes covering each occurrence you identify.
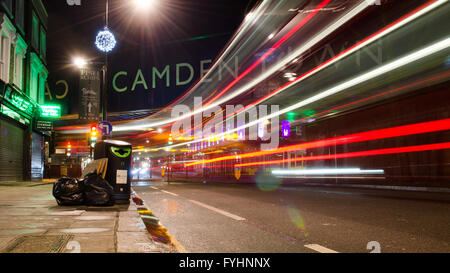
[2,86,35,117]
[40,105,61,118]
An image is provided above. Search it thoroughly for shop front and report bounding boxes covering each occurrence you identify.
[0,84,42,182]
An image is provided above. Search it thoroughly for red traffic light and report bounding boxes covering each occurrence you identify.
[90,125,97,137]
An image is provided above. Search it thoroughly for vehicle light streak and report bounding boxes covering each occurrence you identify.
[114,0,373,133]
[164,140,450,171]
[195,0,445,135]
[246,0,444,107]
[271,168,385,176]
[144,0,272,113]
[184,118,450,167]
[236,142,450,168]
[291,71,450,124]
[124,0,446,140]
[160,37,450,150]
[204,0,332,106]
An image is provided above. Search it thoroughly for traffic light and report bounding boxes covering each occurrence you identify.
[90,125,98,146]
[67,143,72,151]
[90,125,97,137]
[89,125,98,158]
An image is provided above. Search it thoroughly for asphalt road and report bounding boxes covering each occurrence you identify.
[133,181,450,253]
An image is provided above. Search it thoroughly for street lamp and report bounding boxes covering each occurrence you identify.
[93,0,152,123]
[94,0,116,124]
[73,57,87,68]
[133,0,155,10]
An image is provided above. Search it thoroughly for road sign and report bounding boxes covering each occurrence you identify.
[235,166,241,180]
[36,120,53,131]
[98,121,113,137]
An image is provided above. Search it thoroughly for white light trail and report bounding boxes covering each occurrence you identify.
[271,168,385,176]
[232,0,448,107]
[204,0,447,131]
[160,37,450,150]
[114,0,374,132]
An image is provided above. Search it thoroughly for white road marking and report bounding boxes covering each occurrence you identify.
[304,244,339,253]
[161,190,179,197]
[150,186,159,190]
[188,200,246,221]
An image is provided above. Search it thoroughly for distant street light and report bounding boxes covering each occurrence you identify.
[73,57,87,68]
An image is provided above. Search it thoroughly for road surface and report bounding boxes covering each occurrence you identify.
[133,181,450,253]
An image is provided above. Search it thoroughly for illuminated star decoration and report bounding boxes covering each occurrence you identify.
[95,27,116,53]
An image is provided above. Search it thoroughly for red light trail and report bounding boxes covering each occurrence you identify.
[236,142,450,168]
[183,118,450,167]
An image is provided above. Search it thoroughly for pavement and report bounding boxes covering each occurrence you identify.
[133,181,450,253]
[0,181,177,253]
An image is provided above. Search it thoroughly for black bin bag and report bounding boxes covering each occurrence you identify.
[83,172,115,206]
[53,177,85,206]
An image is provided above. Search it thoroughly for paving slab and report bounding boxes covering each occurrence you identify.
[0,183,171,253]
[117,231,159,253]
[118,216,146,232]
[69,219,116,229]
[64,235,115,253]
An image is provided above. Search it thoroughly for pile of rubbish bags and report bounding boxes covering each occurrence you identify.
[53,172,114,206]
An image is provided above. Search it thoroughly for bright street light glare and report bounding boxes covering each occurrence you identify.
[73,57,87,68]
[134,0,154,10]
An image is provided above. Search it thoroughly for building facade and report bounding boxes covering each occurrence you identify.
[0,0,48,181]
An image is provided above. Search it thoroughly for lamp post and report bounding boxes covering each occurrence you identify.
[95,0,116,123]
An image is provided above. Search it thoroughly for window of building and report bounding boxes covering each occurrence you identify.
[15,0,25,33]
[1,0,13,15]
[0,34,11,82]
[30,67,38,101]
[14,53,23,89]
[40,28,46,59]
[32,12,39,50]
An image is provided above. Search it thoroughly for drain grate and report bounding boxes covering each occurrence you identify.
[3,235,73,253]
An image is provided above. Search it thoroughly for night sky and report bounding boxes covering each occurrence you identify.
[46,0,259,77]
[45,0,259,114]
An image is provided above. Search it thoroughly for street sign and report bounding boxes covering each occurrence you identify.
[98,121,113,137]
[79,68,101,121]
[36,120,53,131]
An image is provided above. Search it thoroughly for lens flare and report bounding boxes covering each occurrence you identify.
[286,205,305,231]
[255,170,282,192]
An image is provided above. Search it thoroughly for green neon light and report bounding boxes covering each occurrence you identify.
[111,147,131,158]
[1,105,20,119]
[11,92,33,114]
[40,105,61,118]
[286,112,299,122]
[302,109,316,117]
